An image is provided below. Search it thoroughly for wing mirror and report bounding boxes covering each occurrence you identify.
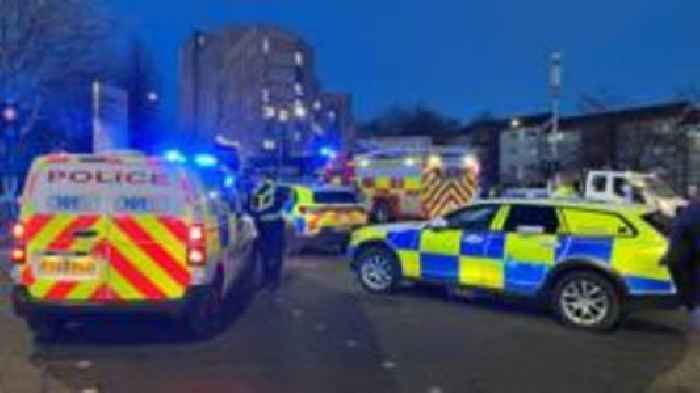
[426,216,449,231]
[516,225,544,235]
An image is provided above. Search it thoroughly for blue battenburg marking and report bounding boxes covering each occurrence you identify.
[387,230,419,250]
[484,233,505,259]
[420,253,459,282]
[556,236,613,263]
[460,231,489,256]
[626,276,675,294]
[505,261,548,295]
[294,217,306,235]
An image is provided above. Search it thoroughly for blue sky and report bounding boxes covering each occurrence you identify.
[111,0,700,122]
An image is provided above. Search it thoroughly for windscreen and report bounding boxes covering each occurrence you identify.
[631,175,677,198]
[25,162,186,215]
[313,191,358,204]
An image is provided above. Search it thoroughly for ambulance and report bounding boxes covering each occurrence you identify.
[353,148,480,223]
[11,152,257,340]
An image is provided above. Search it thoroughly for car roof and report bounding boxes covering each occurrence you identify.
[282,183,355,193]
[473,198,650,214]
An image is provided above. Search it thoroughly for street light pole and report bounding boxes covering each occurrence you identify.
[192,29,206,139]
[548,51,562,191]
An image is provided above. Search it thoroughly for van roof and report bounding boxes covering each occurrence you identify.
[34,152,166,166]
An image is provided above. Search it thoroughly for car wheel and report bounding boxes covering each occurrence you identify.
[371,201,392,224]
[551,271,621,331]
[357,247,401,294]
[185,286,223,339]
[28,317,61,342]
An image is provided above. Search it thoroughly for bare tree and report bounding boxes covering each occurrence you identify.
[0,0,114,136]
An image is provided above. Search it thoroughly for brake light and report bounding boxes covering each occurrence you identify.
[11,222,26,264]
[187,224,207,266]
[12,223,24,240]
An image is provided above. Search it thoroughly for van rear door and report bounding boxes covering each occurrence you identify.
[20,158,191,303]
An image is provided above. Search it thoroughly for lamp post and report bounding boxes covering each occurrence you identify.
[1,101,19,210]
[192,29,207,139]
[548,51,562,191]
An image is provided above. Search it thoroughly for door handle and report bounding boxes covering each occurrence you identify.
[464,235,484,244]
[73,229,99,238]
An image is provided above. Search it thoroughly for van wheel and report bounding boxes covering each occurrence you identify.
[185,286,223,339]
[551,271,621,331]
[371,201,392,224]
[28,317,61,342]
[356,247,401,294]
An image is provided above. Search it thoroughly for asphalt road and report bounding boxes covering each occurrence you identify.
[0,251,699,393]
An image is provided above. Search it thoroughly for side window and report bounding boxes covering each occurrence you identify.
[504,205,559,234]
[445,205,499,231]
[592,175,607,193]
[562,209,635,237]
[613,177,628,198]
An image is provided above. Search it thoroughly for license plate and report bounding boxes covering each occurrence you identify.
[38,256,98,279]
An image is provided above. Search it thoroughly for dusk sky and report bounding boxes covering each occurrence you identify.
[111,0,699,122]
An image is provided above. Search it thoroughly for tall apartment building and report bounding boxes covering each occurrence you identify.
[179,25,353,160]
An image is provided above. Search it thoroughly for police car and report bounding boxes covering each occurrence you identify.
[348,199,677,330]
[11,152,257,340]
[280,184,367,253]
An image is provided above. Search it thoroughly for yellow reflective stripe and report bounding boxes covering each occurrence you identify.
[29,279,56,298]
[65,281,100,300]
[109,224,183,298]
[26,214,74,254]
[108,267,144,300]
[132,216,186,265]
[399,250,420,278]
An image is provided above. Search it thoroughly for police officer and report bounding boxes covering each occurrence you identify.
[250,173,287,292]
[661,199,700,338]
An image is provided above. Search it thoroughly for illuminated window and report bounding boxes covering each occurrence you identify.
[262,105,275,119]
[262,37,270,53]
[278,109,289,122]
[294,101,307,118]
[294,82,304,96]
[313,100,322,111]
[295,51,304,66]
[261,89,270,103]
[263,139,276,150]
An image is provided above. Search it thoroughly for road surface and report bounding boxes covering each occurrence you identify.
[0,251,698,393]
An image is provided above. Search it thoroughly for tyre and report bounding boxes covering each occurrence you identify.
[551,271,622,331]
[371,201,392,224]
[356,246,401,294]
[28,316,61,342]
[185,285,223,339]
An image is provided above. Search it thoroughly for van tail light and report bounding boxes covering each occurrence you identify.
[187,224,207,266]
[11,223,26,264]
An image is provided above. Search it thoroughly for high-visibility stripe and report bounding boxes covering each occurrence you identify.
[108,265,144,300]
[47,215,99,250]
[23,214,54,242]
[21,266,35,286]
[108,225,182,298]
[113,216,189,287]
[134,216,187,267]
[67,281,101,300]
[45,281,79,301]
[158,216,189,243]
[104,241,166,300]
[26,214,74,254]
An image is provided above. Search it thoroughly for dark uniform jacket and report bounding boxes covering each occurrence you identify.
[666,204,700,309]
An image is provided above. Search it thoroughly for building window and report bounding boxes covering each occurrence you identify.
[313,100,322,111]
[293,131,302,142]
[294,101,307,118]
[262,105,275,119]
[263,139,276,150]
[261,88,270,103]
[262,37,270,54]
[295,51,304,66]
[294,82,304,96]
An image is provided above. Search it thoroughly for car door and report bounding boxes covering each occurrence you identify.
[443,204,502,289]
[418,204,499,284]
[502,204,561,295]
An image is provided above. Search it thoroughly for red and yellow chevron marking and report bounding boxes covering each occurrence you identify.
[19,213,190,303]
[420,168,477,218]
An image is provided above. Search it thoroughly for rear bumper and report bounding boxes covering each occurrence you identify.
[12,286,207,319]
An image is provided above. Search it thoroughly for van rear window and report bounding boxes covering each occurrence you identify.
[115,196,171,213]
[48,195,100,212]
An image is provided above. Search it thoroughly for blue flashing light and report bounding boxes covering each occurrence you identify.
[320,147,337,159]
[224,175,235,188]
[164,149,187,163]
[194,153,218,167]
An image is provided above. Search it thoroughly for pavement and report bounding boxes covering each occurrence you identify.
[0,251,699,393]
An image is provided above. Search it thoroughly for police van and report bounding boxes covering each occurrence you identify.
[11,152,257,340]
